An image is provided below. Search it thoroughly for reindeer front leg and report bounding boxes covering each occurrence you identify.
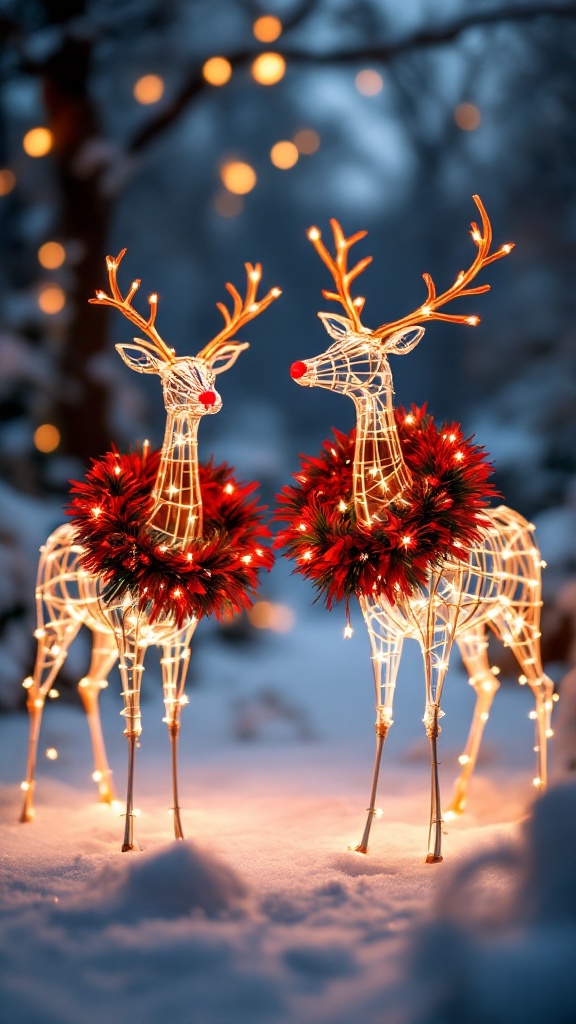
[420,580,459,863]
[355,600,403,854]
[160,622,197,841]
[109,610,147,851]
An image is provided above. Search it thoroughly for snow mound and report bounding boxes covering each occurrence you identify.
[404,781,576,1024]
[61,841,250,924]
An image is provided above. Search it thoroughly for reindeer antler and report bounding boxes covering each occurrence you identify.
[307,220,373,331]
[372,195,514,338]
[89,249,175,364]
[197,264,281,364]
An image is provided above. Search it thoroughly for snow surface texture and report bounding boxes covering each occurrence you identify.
[0,606,574,1024]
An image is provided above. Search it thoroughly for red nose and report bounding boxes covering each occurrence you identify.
[290,361,308,380]
[199,390,217,407]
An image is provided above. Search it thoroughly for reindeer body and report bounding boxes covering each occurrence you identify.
[289,200,553,861]
[20,253,280,850]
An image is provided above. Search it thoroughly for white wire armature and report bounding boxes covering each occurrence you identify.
[292,201,553,861]
[20,254,280,851]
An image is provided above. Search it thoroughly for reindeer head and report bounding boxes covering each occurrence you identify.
[91,252,281,417]
[291,197,513,399]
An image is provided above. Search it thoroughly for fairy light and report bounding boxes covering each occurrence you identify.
[253,15,282,42]
[0,168,16,195]
[251,52,286,85]
[293,128,320,154]
[133,75,164,104]
[23,127,53,157]
[19,249,280,849]
[355,69,384,96]
[38,241,66,269]
[214,190,244,218]
[38,284,66,314]
[45,747,58,760]
[270,140,299,169]
[202,57,232,86]
[249,601,295,633]
[285,198,554,860]
[454,103,481,131]
[34,424,60,453]
[220,161,257,195]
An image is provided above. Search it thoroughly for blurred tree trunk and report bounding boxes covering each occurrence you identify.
[43,33,112,464]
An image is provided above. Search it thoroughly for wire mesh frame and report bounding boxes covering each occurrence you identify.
[292,313,554,861]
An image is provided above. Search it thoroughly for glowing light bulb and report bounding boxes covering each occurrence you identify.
[34,423,60,453]
[293,128,320,154]
[0,168,15,195]
[355,69,383,96]
[38,285,65,314]
[220,161,257,195]
[23,127,53,157]
[454,103,481,131]
[251,52,286,86]
[202,56,232,86]
[133,74,164,104]
[270,140,299,169]
[253,15,282,42]
[38,241,65,269]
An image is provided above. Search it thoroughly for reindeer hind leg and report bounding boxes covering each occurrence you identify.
[20,533,82,821]
[446,624,500,817]
[78,627,118,804]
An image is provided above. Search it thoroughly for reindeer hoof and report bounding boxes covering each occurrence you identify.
[354,844,368,855]
[121,843,138,852]
[425,854,443,864]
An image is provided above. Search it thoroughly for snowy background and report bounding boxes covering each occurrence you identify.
[1,1,576,1021]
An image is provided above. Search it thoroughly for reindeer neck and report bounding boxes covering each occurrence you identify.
[351,389,412,528]
[146,411,203,547]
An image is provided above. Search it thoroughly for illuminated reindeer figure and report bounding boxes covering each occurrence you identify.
[289,197,553,861]
[20,251,280,850]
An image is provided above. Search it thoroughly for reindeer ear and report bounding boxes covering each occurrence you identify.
[383,326,425,355]
[115,341,168,374]
[317,313,355,339]
[205,342,249,375]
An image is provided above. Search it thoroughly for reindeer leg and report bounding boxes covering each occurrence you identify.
[20,621,79,821]
[78,628,118,804]
[111,614,146,852]
[355,600,403,854]
[161,623,197,841]
[447,626,500,816]
[504,622,555,794]
[421,575,460,863]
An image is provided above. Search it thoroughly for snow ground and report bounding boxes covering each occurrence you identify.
[1,599,574,1024]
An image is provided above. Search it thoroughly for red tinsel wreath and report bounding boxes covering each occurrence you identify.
[67,447,273,627]
[274,405,497,609]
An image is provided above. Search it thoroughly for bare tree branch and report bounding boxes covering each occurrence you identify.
[128,2,576,154]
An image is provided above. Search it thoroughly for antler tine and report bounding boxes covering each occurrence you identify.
[373,195,514,339]
[89,250,175,363]
[308,220,372,330]
[197,263,281,363]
